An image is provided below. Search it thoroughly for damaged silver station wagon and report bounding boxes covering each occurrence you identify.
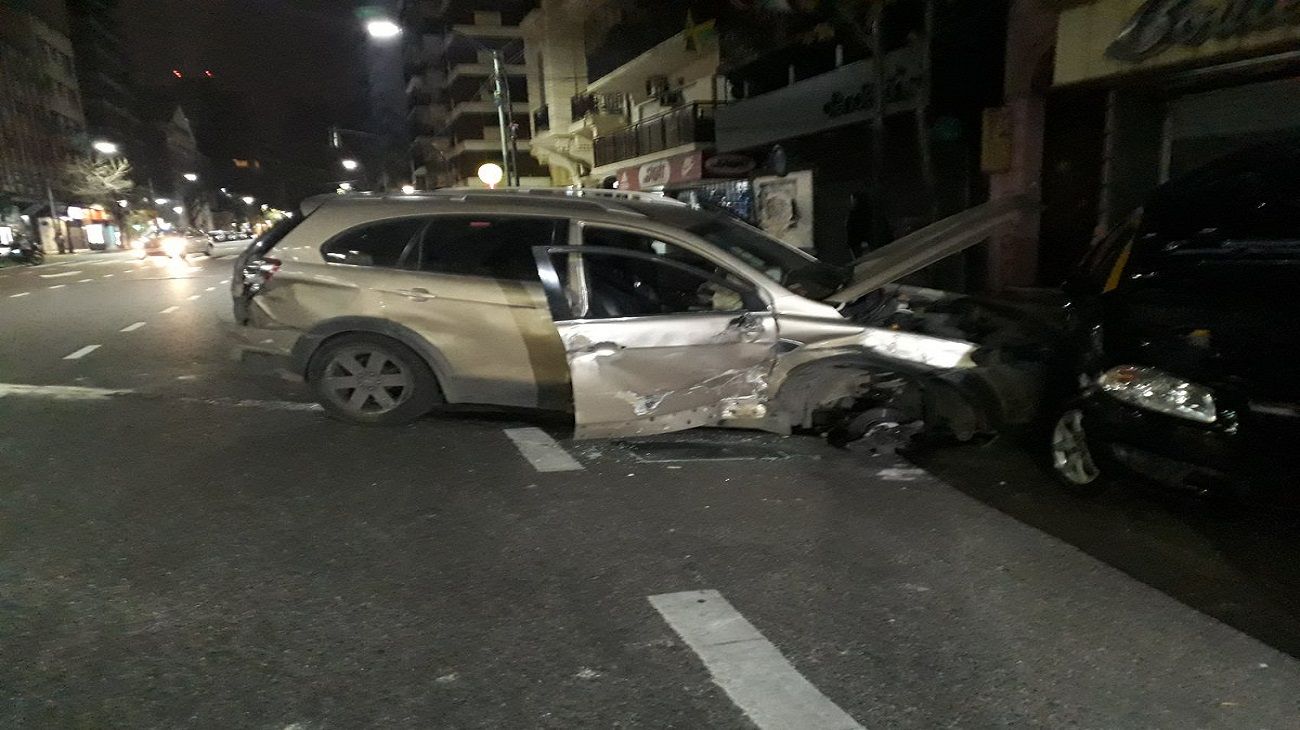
[231,189,1048,450]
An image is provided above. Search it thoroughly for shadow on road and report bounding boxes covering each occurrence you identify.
[912,438,1300,658]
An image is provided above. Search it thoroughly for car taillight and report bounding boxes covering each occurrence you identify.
[241,257,281,294]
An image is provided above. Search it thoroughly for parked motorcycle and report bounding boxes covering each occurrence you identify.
[0,234,45,265]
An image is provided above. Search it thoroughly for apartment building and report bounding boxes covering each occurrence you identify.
[401,0,549,187]
[523,0,728,192]
[0,0,89,240]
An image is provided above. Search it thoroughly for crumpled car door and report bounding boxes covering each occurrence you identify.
[534,245,779,439]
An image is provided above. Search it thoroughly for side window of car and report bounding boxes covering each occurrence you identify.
[419,216,562,281]
[582,225,722,275]
[321,218,425,268]
[574,251,759,319]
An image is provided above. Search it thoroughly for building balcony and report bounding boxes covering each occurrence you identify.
[448,99,528,123]
[450,23,522,41]
[445,61,526,86]
[592,102,721,168]
[570,92,629,125]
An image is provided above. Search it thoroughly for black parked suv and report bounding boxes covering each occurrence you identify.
[1050,138,1300,503]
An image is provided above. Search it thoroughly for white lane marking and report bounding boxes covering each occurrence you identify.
[120,322,147,332]
[187,294,201,301]
[48,284,66,289]
[9,292,30,298]
[220,279,229,285]
[205,286,215,292]
[62,345,101,360]
[102,274,114,278]
[160,306,179,314]
[39,270,82,278]
[649,590,865,730]
[0,383,130,400]
[177,396,322,412]
[504,427,584,472]
[877,467,927,482]
[77,278,93,283]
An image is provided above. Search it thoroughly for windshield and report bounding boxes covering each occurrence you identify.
[686,216,848,298]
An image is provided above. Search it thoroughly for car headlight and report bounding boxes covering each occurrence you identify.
[162,237,186,257]
[1098,365,1216,423]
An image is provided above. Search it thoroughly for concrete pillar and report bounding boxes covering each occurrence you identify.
[988,0,1058,290]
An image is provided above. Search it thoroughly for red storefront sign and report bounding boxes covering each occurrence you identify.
[615,150,704,191]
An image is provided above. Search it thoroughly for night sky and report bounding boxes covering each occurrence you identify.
[117,0,379,200]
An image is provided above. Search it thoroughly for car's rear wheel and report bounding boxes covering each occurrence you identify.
[308,333,441,425]
[1049,408,1109,495]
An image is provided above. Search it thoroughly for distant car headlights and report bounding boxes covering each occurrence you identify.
[162,237,186,257]
[1098,365,1216,424]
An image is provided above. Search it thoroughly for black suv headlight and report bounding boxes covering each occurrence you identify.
[1098,365,1216,424]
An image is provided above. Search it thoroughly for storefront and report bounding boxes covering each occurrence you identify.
[1044,0,1300,278]
[712,45,927,263]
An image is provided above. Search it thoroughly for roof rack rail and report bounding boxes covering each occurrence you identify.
[438,186,688,206]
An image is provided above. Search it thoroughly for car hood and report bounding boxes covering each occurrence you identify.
[826,195,1035,305]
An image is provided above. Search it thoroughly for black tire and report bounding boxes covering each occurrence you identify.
[1046,407,1113,496]
[307,333,442,425]
[205,243,214,257]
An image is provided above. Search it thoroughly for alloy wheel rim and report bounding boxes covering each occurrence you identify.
[322,347,413,415]
[1051,409,1100,485]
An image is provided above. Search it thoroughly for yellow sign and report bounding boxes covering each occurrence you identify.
[1055,0,1300,85]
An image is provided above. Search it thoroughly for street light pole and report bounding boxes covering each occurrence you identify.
[491,50,513,187]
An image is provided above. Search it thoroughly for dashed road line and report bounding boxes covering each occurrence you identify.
[160,305,179,314]
[205,286,215,292]
[649,590,865,730]
[62,345,101,360]
[9,292,29,298]
[39,270,82,278]
[77,278,93,283]
[187,294,201,300]
[48,284,66,290]
[503,427,584,472]
[102,273,114,278]
[120,322,147,332]
[220,279,229,285]
[0,382,128,400]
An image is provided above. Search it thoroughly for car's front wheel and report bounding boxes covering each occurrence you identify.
[307,333,441,425]
[1049,408,1110,495]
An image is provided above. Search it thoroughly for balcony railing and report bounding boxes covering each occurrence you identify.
[592,102,721,168]
[570,92,628,123]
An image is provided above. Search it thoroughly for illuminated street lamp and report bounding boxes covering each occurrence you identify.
[182,172,198,182]
[365,19,401,39]
[339,182,354,192]
[241,196,255,205]
[92,140,119,155]
[172,205,185,215]
[154,197,170,206]
[401,184,416,195]
[477,162,504,189]
[340,159,360,172]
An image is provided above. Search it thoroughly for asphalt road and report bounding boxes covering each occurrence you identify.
[2,250,1299,729]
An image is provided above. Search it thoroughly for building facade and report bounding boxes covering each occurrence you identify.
[0,0,90,246]
[992,0,1300,288]
[401,0,549,187]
